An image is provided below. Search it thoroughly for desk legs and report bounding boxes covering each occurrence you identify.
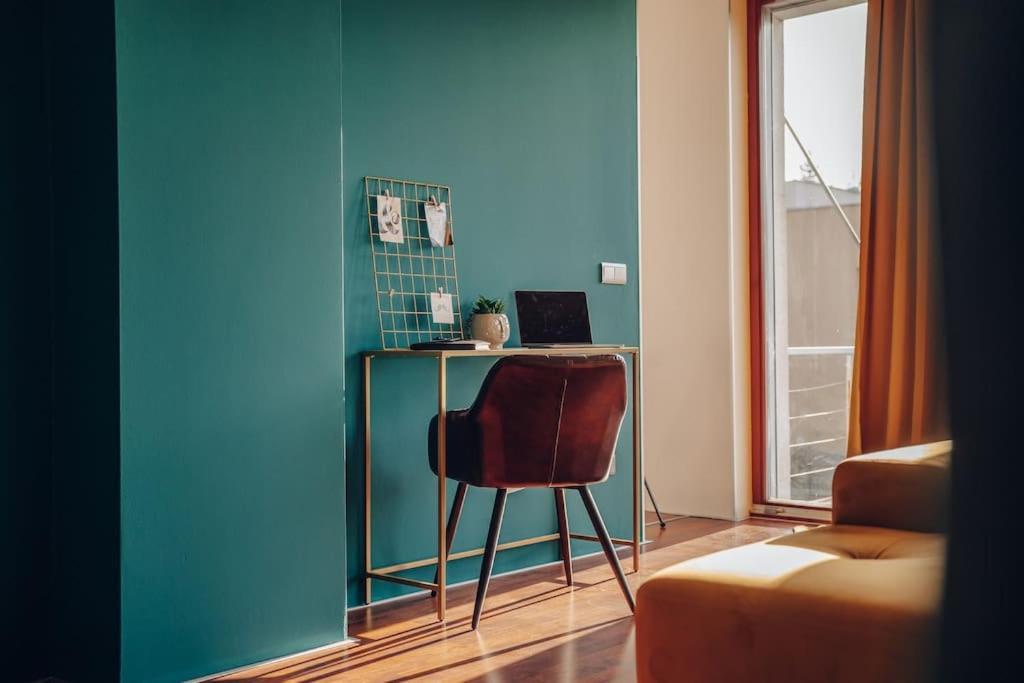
[436,355,448,621]
[364,350,639,619]
[632,350,642,572]
[364,353,449,622]
[364,355,373,605]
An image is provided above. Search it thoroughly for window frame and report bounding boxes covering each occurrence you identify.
[748,0,866,515]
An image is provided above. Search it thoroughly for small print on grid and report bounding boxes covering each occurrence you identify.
[430,291,455,325]
[376,194,404,243]
[424,199,451,247]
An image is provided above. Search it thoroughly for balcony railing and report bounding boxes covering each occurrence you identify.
[785,345,853,504]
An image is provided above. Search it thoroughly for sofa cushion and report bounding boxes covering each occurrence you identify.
[833,441,951,532]
[636,525,944,683]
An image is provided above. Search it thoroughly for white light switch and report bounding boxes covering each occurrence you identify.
[600,262,627,285]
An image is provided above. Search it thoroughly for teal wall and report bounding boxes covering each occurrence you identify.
[5,0,638,679]
[341,0,639,604]
[115,2,346,681]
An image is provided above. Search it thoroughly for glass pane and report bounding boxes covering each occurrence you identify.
[766,2,867,505]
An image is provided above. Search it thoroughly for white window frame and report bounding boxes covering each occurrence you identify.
[758,0,866,506]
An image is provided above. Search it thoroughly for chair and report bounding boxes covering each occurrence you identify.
[427,354,635,629]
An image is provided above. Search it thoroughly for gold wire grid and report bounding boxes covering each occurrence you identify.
[364,176,464,348]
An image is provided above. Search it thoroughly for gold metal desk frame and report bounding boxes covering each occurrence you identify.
[363,346,642,621]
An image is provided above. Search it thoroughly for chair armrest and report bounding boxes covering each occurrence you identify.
[832,441,952,532]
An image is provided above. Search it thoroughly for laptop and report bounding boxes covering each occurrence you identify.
[515,290,620,348]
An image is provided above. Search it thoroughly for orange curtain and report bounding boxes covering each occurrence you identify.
[848,0,948,455]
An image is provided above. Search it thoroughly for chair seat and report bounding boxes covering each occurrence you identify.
[428,410,618,488]
[636,525,944,683]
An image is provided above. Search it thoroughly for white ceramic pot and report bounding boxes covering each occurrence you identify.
[471,313,510,349]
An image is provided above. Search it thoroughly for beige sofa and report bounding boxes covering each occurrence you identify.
[636,441,950,683]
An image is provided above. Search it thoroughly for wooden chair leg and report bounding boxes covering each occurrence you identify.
[472,488,508,629]
[577,486,636,613]
[554,488,573,586]
[431,481,468,596]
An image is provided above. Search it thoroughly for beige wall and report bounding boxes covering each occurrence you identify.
[638,0,750,520]
[728,0,751,521]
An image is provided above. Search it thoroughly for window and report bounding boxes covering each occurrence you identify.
[756,0,868,508]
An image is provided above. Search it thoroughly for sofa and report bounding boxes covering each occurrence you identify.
[636,441,951,683]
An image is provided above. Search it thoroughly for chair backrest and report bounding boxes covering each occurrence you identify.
[468,355,627,488]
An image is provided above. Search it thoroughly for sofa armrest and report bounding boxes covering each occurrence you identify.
[832,441,952,532]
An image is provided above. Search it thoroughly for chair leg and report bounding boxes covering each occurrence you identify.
[431,481,468,596]
[472,488,508,629]
[554,488,573,586]
[577,486,636,613]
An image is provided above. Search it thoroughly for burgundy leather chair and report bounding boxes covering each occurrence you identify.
[428,355,635,629]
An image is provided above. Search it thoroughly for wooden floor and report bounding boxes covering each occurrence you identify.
[216,514,795,683]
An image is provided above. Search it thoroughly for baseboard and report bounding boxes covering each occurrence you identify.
[184,638,359,683]
[749,503,832,522]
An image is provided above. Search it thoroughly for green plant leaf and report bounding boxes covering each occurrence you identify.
[471,295,505,314]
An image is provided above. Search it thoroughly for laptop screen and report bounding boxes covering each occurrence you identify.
[515,291,593,345]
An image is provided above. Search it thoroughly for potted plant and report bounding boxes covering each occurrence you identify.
[470,296,511,349]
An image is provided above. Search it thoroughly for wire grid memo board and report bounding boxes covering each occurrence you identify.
[364,176,464,348]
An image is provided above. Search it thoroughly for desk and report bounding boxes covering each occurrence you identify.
[362,346,642,621]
